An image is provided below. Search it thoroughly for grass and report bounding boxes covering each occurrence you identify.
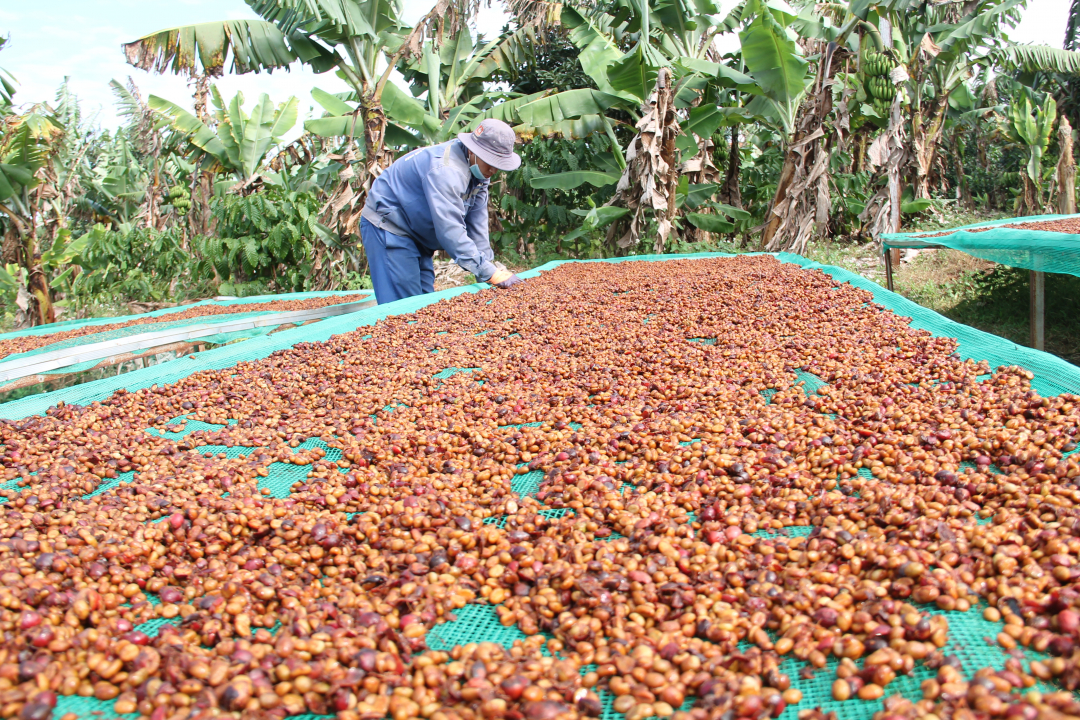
[807,240,888,285]
[896,251,1080,366]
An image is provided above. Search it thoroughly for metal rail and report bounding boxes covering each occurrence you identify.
[0,297,375,383]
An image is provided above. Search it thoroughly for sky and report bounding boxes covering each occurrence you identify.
[0,0,1071,133]
[0,0,511,133]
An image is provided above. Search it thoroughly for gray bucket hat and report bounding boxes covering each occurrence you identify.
[459,119,522,172]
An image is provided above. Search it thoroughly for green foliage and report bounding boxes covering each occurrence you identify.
[492,134,623,258]
[1005,95,1056,190]
[150,87,298,181]
[194,188,330,293]
[8,0,1080,330]
[0,264,27,328]
[685,213,734,234]
[529,171,619,190]
[666,234,742,255]
[904,257,1080,365]
[739,10,810,133]
[491,27,597,95]
[69,225,204,306]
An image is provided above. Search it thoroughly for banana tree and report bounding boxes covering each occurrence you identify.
[399,25,541,126]
[843,0,1080,241]
[302,23,561,234]
[0,102,78,326]
[123,0,475,209]
[882,0,1080,200]
[1004,93,1057,215]
[149,87,298,190]
[80,130,146,228]
[560,0,820,252]
[500,0,785,251]
[102,79,177,232]
[1058,115,1076,214]
[305,25,554,148]
[739,0,827,252]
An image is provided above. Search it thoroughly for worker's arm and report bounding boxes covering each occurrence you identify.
[463,182,522,287]
[423,163,500,283]
[464,181,495,266]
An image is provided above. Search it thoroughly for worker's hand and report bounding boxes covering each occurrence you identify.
[495,274,523,289]
[488,269,523,289]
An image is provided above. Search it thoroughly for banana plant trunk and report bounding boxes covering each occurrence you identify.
[602,68,679,255]
[11,228,54,327]
[27,261,55,326]
[361,96,395,184]
[761,42,843,254]
[950,128,973,211]
[912,100,948,200]
[0,198,54,326]
[1021,175,1040,216]
[721,127,742,210]
[1058,116,1076,215]
[187,170,216,243]
[679,134,721,243]
[760,153,798,246]
[858,94,909,240]
[318,91,396,255]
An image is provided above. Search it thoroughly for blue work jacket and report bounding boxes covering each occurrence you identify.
[361,140,497,282]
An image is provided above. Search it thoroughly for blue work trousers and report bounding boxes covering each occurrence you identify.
[360,218,435,305]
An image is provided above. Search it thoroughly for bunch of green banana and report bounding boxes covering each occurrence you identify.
[863,51,893,77]
[168,186,192,213]
[867,75,897,101]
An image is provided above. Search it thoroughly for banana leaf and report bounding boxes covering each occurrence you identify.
[0,163,36,201]
[530,171,621,190]
[687,213,735,233]
[584,206,630,229]
[516,89,624,129]
[123,20,297,75]
[148,95,228,161]
[739,12,808,107]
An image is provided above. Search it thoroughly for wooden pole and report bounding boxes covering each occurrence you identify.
[884,246,895,292]
[1030,270,1046,351]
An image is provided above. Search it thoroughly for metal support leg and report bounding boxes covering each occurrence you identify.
[884,247,894,292]
[1030,270,1046,351]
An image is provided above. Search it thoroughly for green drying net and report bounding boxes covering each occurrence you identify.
[881,213,1080,277]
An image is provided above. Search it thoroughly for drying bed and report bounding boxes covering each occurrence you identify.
[0,291,373,364]
[0,255,1079,720]
[881,212,1080,279]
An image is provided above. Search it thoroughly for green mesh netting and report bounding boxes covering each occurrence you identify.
[53,694,139,720]
[0,282,487,419]
[425,604,532,651]
[772,252,1080,396]
[881,212,1080,277]
[418,595,1073,720]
